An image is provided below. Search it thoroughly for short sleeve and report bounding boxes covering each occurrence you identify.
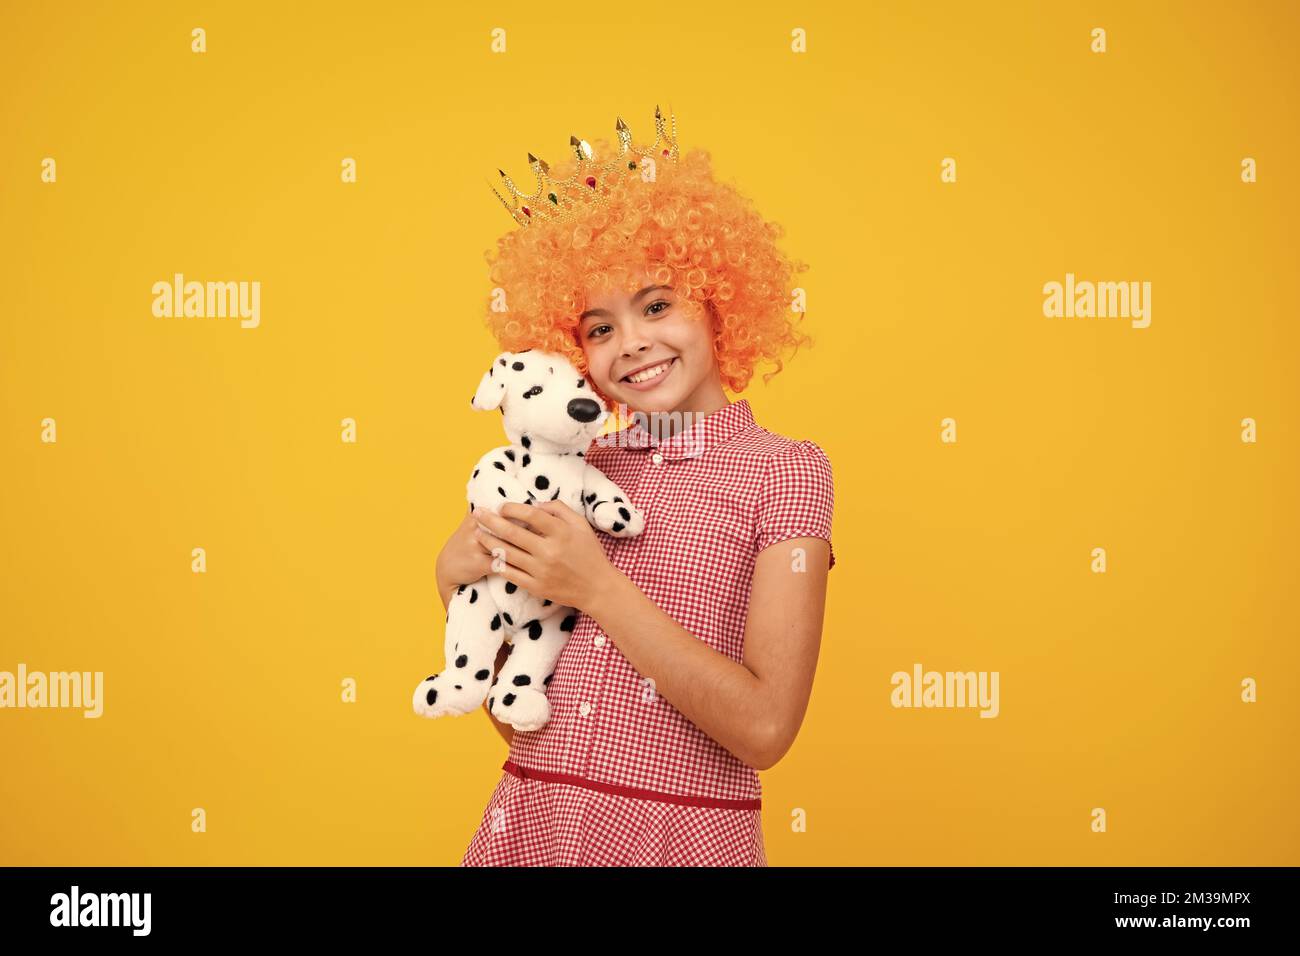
[755,440,836,570]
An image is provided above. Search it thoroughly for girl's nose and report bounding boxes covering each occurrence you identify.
[621,332,653,357]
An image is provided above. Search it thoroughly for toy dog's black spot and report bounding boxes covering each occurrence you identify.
[426,688,438,705]
[527,619,543,641]
[502,693,516,706]
[512,361,525,371]
[505,581,517,594]
[475,669,490,680]
[502,612,513,626]
[504,450,515,462]
[618,507,630,521]
[455,654,468,667]
[497,487,506,497]
[490,614,501,631]
[560,614,577,632]
[469,588,478,603]
[612,522,624,532]
[585,493,596,504]
[513,674,531,686]
[535,476,550,490]
[494,461,506,471]
[521,435,531,448]
[521,454,530,468]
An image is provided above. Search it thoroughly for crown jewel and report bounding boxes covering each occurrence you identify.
[489,104,680,228]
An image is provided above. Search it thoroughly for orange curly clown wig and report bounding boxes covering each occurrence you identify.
[482,138,812,411]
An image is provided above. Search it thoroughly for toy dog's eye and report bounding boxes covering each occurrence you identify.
[576,379,585,388]
[523,386,543,399]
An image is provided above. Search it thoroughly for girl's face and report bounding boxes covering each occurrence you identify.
[578,277,728,416]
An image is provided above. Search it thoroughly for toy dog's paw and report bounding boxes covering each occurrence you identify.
[489,685,552,732]
[590,498,645,538]
[412,672,488,719]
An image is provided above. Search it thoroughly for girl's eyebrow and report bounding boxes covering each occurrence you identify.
[579,284,673,321]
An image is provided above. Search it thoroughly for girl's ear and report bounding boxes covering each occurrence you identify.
[471,351,514,411]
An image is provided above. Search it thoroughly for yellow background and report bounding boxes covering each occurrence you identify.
[2,0,1296,865]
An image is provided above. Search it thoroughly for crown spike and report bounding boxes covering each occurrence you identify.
[488,178,529,227]
[615,116,632,153]
[496,168,522,197]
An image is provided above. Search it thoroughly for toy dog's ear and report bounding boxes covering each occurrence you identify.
[470,351,514,411]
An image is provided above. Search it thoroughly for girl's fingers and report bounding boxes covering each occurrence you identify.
[495,561,543,596]
[478,508,541,553]
[500,501,562,535]
[471,527,496,555]
[476,528,539,577]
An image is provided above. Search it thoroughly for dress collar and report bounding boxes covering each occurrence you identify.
[605,398,756,461]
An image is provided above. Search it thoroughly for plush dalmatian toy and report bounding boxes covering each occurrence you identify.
[412,349,646,732]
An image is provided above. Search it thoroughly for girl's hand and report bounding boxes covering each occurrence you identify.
[436,509,496,589]
[472,501,621,611]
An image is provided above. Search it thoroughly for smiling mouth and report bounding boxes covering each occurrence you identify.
[621,357,677,384]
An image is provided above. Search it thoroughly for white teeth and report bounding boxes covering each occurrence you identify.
[626,360,672,384]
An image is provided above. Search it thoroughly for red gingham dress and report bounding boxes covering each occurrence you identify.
[459,398,835,866]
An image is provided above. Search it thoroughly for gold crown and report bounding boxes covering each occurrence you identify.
[488,104,680,228]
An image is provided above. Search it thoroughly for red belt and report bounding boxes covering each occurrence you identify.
[502,759,762,810]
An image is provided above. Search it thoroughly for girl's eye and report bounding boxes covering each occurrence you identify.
[587,324,612,339]
[646,300,670,315]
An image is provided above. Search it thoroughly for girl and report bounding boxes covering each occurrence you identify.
[436,119,835,866]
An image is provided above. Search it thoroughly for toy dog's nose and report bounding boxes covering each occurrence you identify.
[567,398,602,423]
